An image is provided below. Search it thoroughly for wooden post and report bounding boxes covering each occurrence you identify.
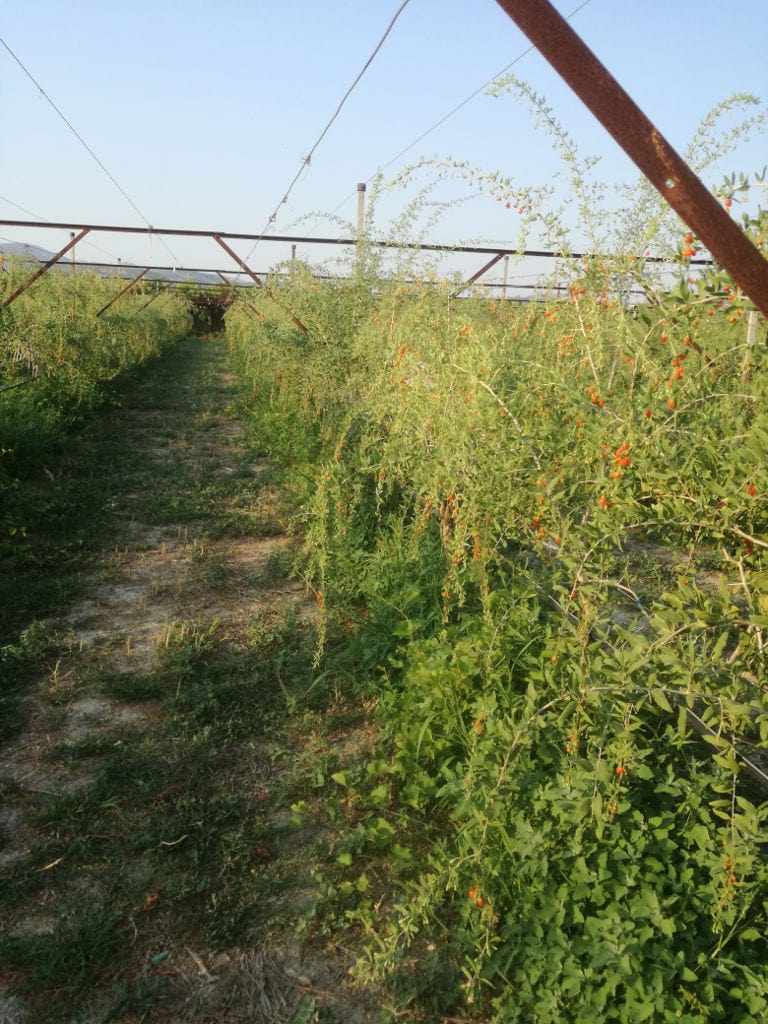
[502,254,510,300]
[70,232,76,274]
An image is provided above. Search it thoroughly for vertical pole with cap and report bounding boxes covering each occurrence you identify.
[356,182,367,266]
[356,183,366,239]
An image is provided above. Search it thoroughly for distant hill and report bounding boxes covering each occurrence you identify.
[1,241,55,263]
[0,241,223,286]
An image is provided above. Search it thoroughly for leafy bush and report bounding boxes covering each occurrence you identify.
[0,262,190,548]
[227,94,768,1021]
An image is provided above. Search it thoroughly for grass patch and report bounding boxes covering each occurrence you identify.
[0,900,125,996]
[0,340,244,738]
[0,616,323,1020]
[98,669,165,702]
[0,338,369,1022]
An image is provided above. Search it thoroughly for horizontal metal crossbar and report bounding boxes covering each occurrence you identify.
[0,217,712,264]
[48,260,267,278]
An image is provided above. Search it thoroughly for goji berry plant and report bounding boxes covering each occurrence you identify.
[226,96,768,1021]
[0,263,190,551]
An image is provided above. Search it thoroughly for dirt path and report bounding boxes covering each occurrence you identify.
[0,339,378,1024]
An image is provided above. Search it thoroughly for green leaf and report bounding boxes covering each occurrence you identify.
[591,792,603,821]
[689,824,710,850]
[651,688,673,712]
[678,704,689,739]
[369,784,390,807]
[712,630,730,659]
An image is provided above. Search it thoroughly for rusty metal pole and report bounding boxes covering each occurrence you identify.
[3,228,90,307]
[494,0,768,320]
[213,234,265,289]
[139,281,175,311]
[213,234,308,334]
[452,252,505,298]
[96,268,149,317]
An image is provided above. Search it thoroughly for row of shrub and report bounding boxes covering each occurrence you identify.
[226,201,768,1019]
[0,260,190,549]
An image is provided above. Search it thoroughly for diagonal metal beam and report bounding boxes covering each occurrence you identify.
[213,234,265,288]
[96,268,149,317]
[213,234,308,334]
[3,228,90,307]
[495,0,768,319]
[452,252,505,297]
[139,281,175,311]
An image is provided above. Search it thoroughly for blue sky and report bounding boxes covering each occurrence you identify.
[1,0,766,285]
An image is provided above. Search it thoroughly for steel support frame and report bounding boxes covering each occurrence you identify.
[139,281,176,311]
[0,218,714,265]
[452,252,506,298]
[3,228,90,307]
[495,0,768,318]
[96,268,150,317]
[212,234,308,334]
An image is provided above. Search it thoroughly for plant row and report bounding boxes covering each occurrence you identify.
[227,229,768,1020]
[0,260,190,549]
